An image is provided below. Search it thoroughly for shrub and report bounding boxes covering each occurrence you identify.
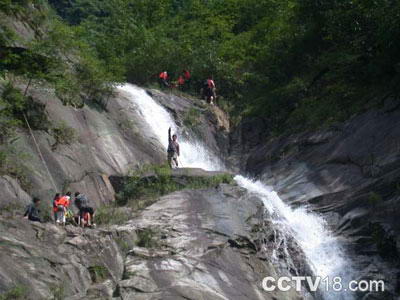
[51,121,77,149]
[116,164,234,209]
[49,284,64,300]
[88,265,109,283]
[0,146,31,190]
[136,228,159,248]
[368,192,383,207]
[95,205,130,226]
[183,108,201,128]
[0,285,27,300]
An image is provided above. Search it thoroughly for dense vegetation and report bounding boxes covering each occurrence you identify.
[47,0,400,134]
[1,0,400,138]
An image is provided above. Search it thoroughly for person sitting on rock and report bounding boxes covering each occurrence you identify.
[55,192,71,225]
[74,192,95,227]
[167,127,180,168]
[24,197,42,223]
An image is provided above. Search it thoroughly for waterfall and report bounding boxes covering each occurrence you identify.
[118,83,355,299]
[118,84,224,171]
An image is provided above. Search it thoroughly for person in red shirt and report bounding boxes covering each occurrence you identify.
[158,71,169,88]
[55,192,71,225]
[182,70,191,90]
[204,76,216,104]
[177,75,185,90]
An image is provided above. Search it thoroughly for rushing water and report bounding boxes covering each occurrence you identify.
[119,83,355,299]
[118,84,224,171]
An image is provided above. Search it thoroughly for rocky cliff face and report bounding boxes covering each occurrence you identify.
[0,172,308,300]
[233,101,400,298]
[1,83,231,210]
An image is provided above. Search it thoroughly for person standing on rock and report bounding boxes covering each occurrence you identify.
[158,71,169,88]
[168,127,180,168]
[52,193,60,222]
[55,192,71,225]
[74,192,95,227]
[24,197,42,222]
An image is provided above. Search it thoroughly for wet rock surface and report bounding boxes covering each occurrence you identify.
[0,183,309,299]
[0,84,228,210]
[236,107,400,299]
[114,184,306,300]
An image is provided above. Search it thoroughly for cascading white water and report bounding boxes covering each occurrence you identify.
[118,84,224,171]
[119,83,355,299]
[235,176,355,300]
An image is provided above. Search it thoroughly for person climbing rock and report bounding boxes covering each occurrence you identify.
[158,71,169,88]
[24,197,42,222]
[55,192,71,225]
[167,127,180,168]
[74,192,95,227]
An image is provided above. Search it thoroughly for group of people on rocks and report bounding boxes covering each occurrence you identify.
[158,70,191,90]
[158,70,217,105]
[24,191,95,227]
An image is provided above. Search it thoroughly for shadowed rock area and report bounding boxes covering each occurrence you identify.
[0,181,310,300]
[233,104,400,298]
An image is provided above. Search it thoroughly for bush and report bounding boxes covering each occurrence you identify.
[0,146,31,190]
[95,205,130,226]
[0,285,27,300]
[183,108,201,129]
[368,192,383,207]
[51,121,77,149]
[116,164,234,208]
[136,228,159,249]
[49,284,64,300]
[88,265,109,283]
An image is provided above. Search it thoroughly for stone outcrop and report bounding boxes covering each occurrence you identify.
[0,182,308,300]
[234,103,400,298]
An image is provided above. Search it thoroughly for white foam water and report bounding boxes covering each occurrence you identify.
[118,84,224,171]
[118,83,355,299]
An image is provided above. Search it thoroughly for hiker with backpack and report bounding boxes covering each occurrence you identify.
[167,127,180,168]
[55,192,71,225]
[74,192,95,227]
[24,197,42,223]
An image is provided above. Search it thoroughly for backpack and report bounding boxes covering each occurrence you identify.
[203,80,209,89]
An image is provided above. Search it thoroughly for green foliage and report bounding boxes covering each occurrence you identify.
[88,265,109,283]
[116,164,233,207]
[0,146,31,190]
[370,222,398,260]
[0,84,25,143]
[368,192,383,207]
[47,0,400,133]
[136,228,159,248]
[49,284,64,300]
[52,121,77,149]
[95,205,130,225]
[183,108,201,128]
[0,285,27,300]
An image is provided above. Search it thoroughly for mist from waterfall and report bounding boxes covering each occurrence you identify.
[119,83,355,300]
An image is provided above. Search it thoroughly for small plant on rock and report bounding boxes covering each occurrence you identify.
[51,121,77,150]
[0,285,27,300]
